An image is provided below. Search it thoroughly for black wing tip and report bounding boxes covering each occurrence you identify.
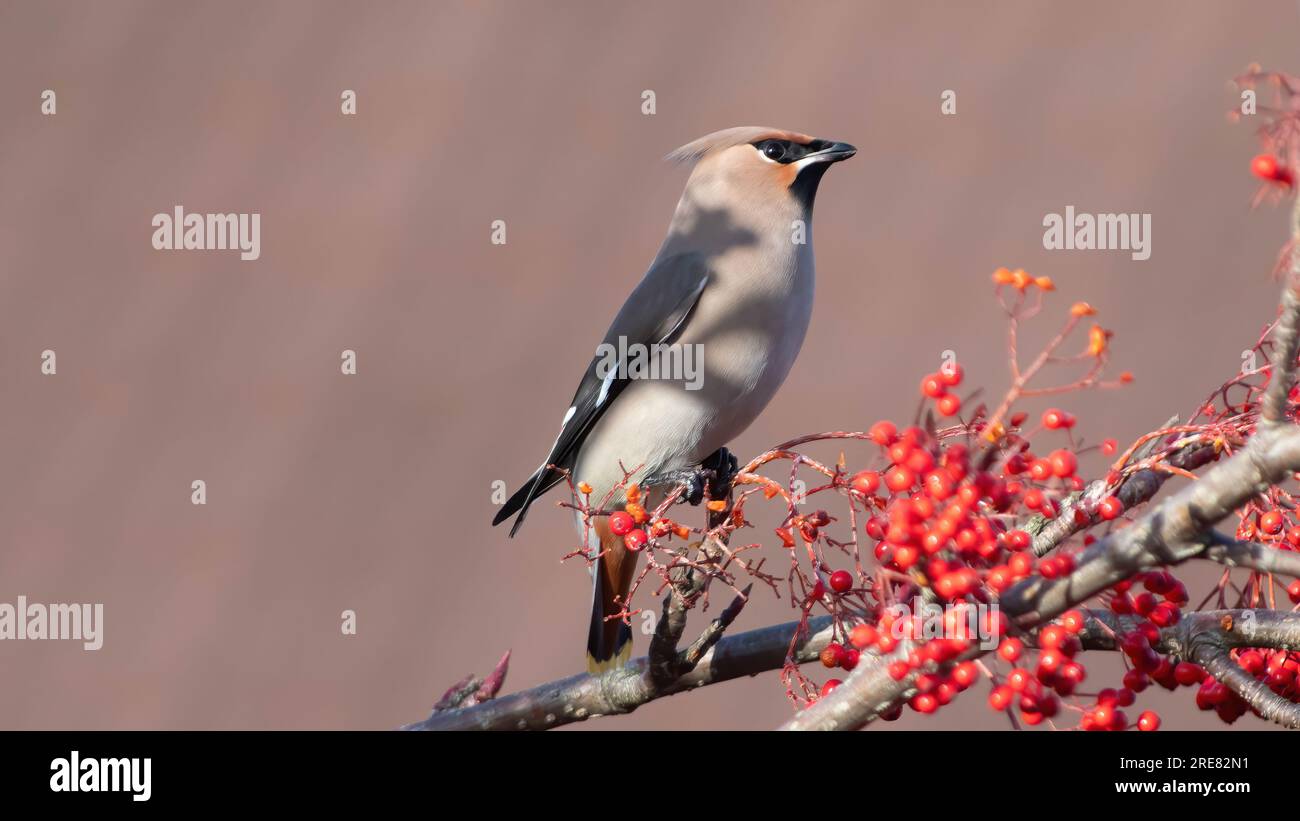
[492,494,527,536]
[493,467,561,537]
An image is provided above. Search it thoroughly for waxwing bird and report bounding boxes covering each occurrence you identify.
[492,127,856,672]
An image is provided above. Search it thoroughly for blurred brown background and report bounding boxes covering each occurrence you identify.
[0,0,1294,729]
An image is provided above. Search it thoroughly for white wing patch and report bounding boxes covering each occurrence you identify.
[595,370,617,407]
[538,406,578,472]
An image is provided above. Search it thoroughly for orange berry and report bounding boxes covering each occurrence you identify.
[1087,324,1111,357]
[624,502,648,524]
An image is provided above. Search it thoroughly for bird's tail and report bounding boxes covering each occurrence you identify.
[492,465,565,537]
[586,519,636,673]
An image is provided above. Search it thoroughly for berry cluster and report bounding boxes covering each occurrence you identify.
[565,223,1299,730]
[595,481,694,554]
[767,275,1298,729]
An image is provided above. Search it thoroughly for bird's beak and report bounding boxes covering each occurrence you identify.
[808,140,857,163]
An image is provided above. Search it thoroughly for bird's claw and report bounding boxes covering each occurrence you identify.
[643,447,738,507]
[643,467,708,505]
[702,447,739,500]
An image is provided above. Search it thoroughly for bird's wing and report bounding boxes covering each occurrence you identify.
[493,252,711,536]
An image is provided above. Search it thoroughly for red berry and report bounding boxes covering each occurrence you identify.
[1098,496,1123,521]
[1133,591,1157,616]
[1260,510,1285,536]
[829,569,853,594]
[893,544,920,569]
[1042,408,1071,430]
[1037,649,1064,674]
[849,470,880,496]
[1252,153,1293,184]
[1060,610,1086,634]
[1137,710,1161,731]
[1006,529,1032,551]
[1039,624,1067,649]
[608,511,635,536]
[998,638,1023,662]
[820,643,845,669]
[820,679,842,697]
[1060,662,1086,686]
[924,470,956,500]
[1287,580,1300,605]
[936,394,962,417]
[850,624,878,649]
[1150,601,1181,627]
[1008,552,1034,577]
[885,466,917,493]
[1174,661,1204,687]
[911,693,939,714]
[623,528,648,552]
[921,373,946,398]
[1006,668,1032,692]
[906,449,936,474]
[952,661,979,688]
[939,363,964,387]
[1123,669,1150,693]
[840,648,860,671]
[988,685,1014,711]
[1048,449,1078,478]
[869,420,898,446]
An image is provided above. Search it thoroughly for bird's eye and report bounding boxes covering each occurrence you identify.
[759,141,787,162]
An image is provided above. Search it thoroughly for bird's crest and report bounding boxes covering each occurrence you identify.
[666,126,815,165]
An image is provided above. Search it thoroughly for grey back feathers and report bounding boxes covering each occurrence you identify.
[493,253,711,536]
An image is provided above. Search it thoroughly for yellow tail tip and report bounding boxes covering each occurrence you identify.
[586,641,633,675]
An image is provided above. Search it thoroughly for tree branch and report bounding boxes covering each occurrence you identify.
[1075,608,1300,727]
[1261,195,1300,424]
[1198,531,1300,578]
[1030,443,1218,557]
[402,614,834,730]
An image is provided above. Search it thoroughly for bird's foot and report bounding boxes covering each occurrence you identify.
[701,446,739,501]
[643,467,709,506]
[643,447,738,507]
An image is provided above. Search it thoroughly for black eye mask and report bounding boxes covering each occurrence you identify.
[752,138,835,164]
